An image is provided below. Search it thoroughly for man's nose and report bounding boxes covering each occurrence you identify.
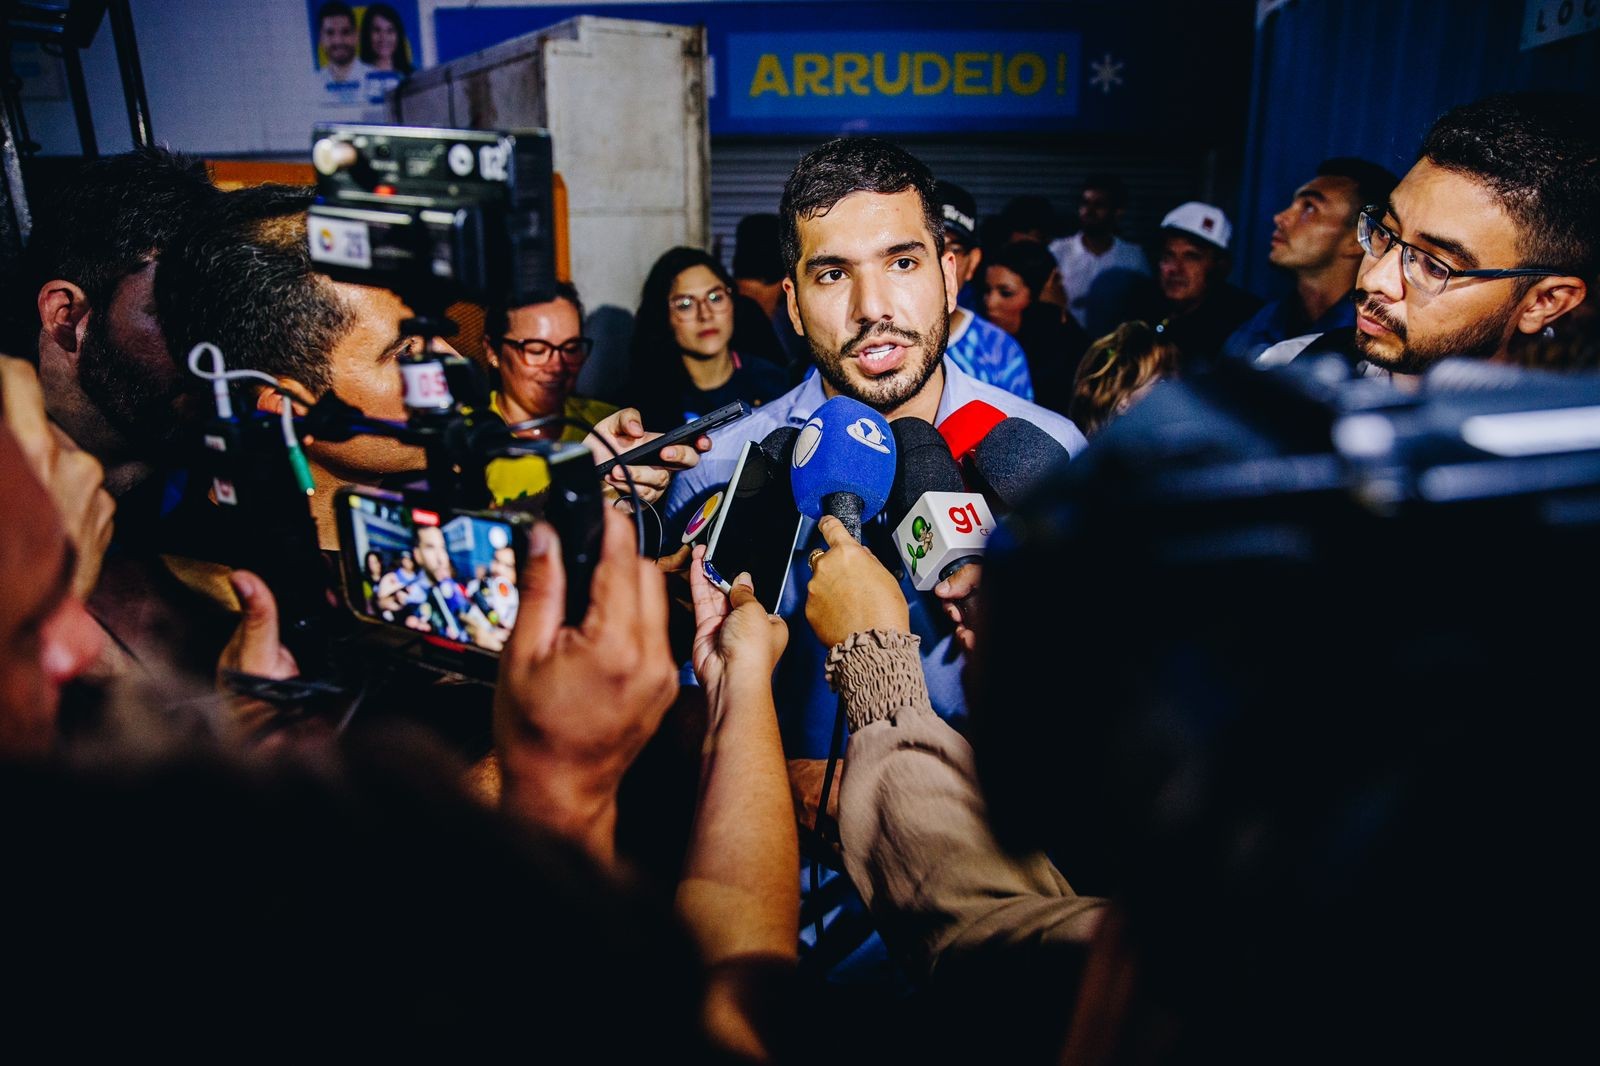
[1358,240,1405,302]
[850,270,892,325]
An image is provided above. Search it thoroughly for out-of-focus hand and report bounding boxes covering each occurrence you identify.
[215,570,341,753]
[654,543,693,576]
[934,561,981,654]
[786,758,840,838]
[463,612,507,653]
[688,544,786,706]
[494,506,679,861]
[586,406,711,506]
[216,570,300,684]
[804,515,910,649]
[1,355,114,598]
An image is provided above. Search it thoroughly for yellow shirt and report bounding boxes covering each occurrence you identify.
[484,391,620,505]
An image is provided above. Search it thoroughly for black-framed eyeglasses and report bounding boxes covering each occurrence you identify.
[668,286,733,318]
[1356,206,1563,297]
[495,335,593,365]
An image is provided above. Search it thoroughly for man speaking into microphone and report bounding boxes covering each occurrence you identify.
[665,137,1085,757]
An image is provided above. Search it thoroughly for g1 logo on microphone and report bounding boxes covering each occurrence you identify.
[949,502,990,536]
[846,416,891,454]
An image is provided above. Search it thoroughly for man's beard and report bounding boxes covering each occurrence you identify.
[76,312,185,451]
[1352,289,1516,375]
[807,311,949,414]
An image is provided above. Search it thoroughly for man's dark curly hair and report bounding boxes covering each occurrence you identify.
[156,184,352,395]
[778,137,944,278]
[5,147,218,357]
[1421,92,1600,279]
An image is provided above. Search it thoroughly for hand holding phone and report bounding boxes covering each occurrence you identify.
[494,507,679,859]
[592,401,749,478]
[702,441,804,614]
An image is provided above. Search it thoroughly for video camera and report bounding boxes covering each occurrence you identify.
[194,122,602,693]
[306,123,558,314]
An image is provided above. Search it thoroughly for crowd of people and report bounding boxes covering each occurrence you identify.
[2,89,1598,1059]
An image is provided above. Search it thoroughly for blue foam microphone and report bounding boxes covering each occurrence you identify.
[790,395,897,541]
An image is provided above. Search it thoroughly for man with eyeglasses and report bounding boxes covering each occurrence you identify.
[1257,93,1598,381]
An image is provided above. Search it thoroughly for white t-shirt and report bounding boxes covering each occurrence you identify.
[1049,233,1151,331]
[315,60,373,109]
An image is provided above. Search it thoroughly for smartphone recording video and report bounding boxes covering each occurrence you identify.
[339,487,524,656]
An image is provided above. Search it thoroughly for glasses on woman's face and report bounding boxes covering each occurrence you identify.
[668,286,734,319]
[496,335,593,366]
[1356,206,1562,297]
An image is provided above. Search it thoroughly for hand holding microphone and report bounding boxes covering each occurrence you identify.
[933,564,980,653]
[805,515,909,649]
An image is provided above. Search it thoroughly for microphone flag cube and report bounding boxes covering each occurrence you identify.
[894,491,996,590]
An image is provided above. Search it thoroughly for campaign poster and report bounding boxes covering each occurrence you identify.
[306,1,423,115]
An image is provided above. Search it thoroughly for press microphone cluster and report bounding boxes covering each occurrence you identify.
[888,401,1072,591]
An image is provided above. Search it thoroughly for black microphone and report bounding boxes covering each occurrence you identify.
[889,417,991,626]
[968,417,1072,513]
[759,425,799,471]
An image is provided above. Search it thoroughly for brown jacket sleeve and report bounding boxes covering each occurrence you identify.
[829,629,1105,980]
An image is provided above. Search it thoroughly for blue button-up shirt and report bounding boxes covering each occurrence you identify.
[664,358,1087,756]
[1220,290,1357,364]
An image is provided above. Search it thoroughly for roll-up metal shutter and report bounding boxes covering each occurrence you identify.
[709,136,1210,270]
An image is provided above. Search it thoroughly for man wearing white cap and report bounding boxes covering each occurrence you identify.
[1149,201,1261,369]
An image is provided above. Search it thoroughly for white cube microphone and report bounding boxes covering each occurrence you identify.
[894,490,996,590]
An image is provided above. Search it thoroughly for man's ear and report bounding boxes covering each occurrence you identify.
[1516,275,1589,336]
[482,336,499,369]
[1338,225,1365,263]
[963,246,984,289]
[36,280,90,357]
[255,377,316,417]
[942,250,960,314]
[782,275,804,337]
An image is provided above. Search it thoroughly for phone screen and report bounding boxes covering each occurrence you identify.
[341,489,523,656]
[703,441,804,614]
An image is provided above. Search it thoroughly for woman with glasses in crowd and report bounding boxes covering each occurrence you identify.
[624,247,788,432]
[483,281,616,445]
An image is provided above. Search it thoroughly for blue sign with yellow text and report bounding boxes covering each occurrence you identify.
[433,2,1246,139]
[726,32,1079,126]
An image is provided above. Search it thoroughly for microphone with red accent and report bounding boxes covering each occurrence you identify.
[937,399,1007,462]
[790,396,897,541]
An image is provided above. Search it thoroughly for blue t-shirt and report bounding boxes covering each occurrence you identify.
[944,310,1035,401]
[664,359,1086,756]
